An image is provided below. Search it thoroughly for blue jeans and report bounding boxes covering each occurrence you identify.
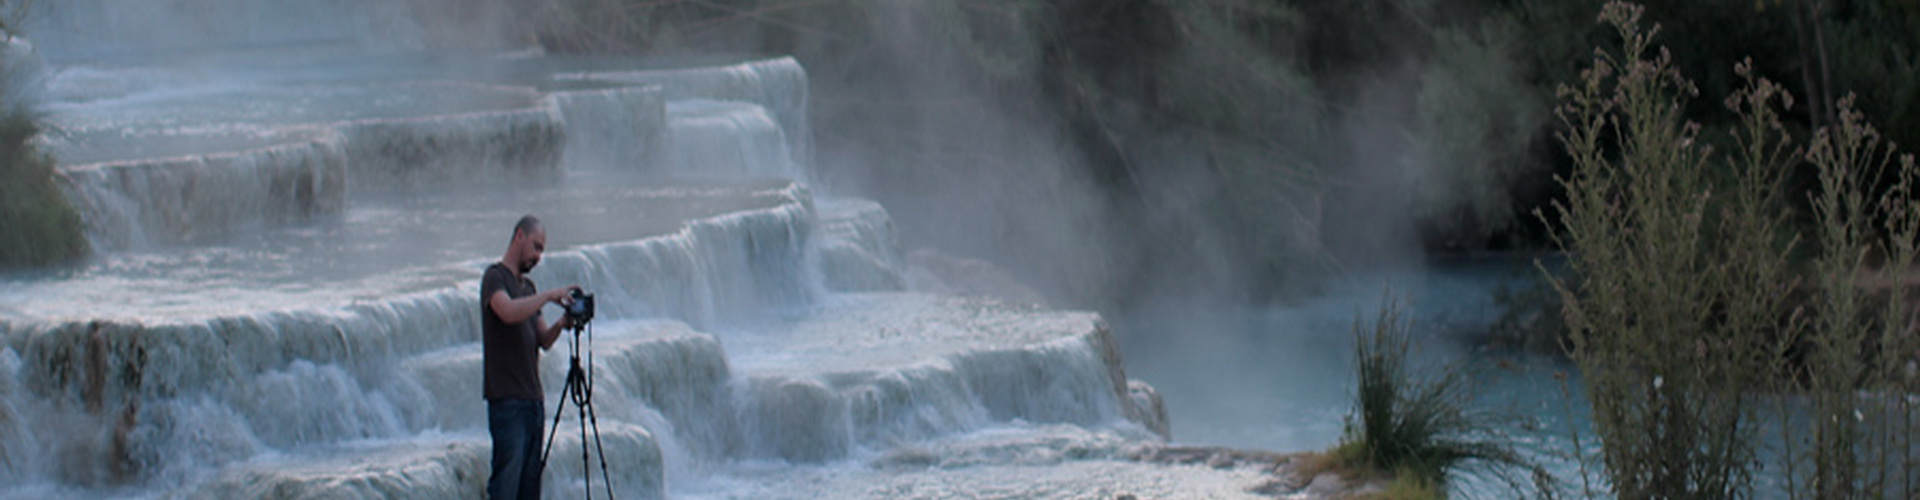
[488,398,545,500]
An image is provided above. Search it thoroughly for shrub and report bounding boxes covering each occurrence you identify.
[1541,2,1798,497]
[0,38,87,269]
[1790,94,1920,500]
[1545,2,1920,498]
[1341,295,1533,495]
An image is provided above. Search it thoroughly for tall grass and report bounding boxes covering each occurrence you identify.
[1546,2,1920,498]
[1339,295,1534,496]
[1790,95,1920,499]
[1542,2,1795,497]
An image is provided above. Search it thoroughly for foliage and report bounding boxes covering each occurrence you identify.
[0,108,84,270]
[1341,295,1534,494]
[0,10,86,270]
[1788,94,1920,499]
[1541,2,1797,497]
[1545,2,1920,497]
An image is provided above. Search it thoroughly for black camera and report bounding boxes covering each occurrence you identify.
[565,288,594,326]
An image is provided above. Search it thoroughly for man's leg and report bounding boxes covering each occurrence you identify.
[517,400,545,499]
[488,399,538,500]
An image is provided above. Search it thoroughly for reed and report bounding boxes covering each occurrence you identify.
[1340,295,1533,497]
[1545,2,1920,497]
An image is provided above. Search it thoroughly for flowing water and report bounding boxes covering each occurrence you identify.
[0,3,1213,499]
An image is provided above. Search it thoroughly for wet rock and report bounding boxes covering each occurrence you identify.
[1127,380,1170,440]
[1247,477,1299,496]
[1302,472,1346,498]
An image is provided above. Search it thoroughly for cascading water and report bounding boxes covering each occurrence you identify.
[0,2,1213,499]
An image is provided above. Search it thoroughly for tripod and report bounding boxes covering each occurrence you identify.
[540,320,617,500]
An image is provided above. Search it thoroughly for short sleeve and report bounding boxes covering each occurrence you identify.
[481,265,509,310]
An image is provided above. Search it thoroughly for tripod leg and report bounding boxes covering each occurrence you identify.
[579,389,592,500]
[539,366,575,470]
[584,399,618,500]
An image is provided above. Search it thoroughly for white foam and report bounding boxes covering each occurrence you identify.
[548,84,666,171]
[558,57,812,169]
[813,198,906,292]
[665,100,800,180]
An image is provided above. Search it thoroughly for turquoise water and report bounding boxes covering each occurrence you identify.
[1114,255,1920,498]
[1112,256,1601,496]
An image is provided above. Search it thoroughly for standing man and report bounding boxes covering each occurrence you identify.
[483,215,578,500]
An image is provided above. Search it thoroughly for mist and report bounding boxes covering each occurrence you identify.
[647,0,1560,309]
[17,0,1556,307]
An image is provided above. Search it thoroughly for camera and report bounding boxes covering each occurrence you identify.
[565,288,594,326]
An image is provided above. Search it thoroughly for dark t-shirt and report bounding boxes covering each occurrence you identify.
[481,263,543,401]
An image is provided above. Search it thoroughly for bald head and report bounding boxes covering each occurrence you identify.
[512,215,542,241]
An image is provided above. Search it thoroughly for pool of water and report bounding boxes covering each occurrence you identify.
[1112,256,1599,495]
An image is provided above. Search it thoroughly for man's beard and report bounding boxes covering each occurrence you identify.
[519,257,537,274]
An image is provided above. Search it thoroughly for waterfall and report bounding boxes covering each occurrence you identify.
[0,9,1169,498]
[55,133,349,251]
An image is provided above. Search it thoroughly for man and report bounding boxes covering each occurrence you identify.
[482,215,578,500]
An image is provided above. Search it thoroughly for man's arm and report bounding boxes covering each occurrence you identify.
[486,285,578,326]
[536,314,568,350]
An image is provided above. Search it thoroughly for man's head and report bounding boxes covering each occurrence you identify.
[507,215,545,275]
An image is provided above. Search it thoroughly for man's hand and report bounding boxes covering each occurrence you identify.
[538,289,578,350]
[545,285,582,306]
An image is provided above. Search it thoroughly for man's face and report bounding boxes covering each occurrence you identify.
[516,227,546,274]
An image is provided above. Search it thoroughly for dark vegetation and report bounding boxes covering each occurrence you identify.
[0,100,84,269]
[1543,2,1920,497]
[0,0,88,270]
